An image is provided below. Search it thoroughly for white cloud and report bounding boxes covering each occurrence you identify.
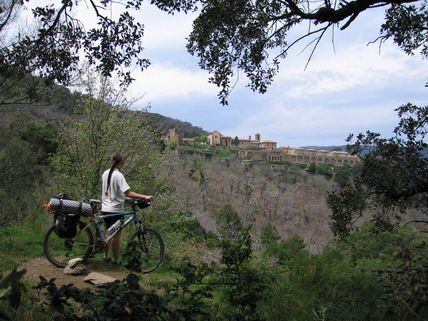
[128,64,217,102]
[278,43,426,99]
[72,2,195,50]
[221,98,400,147]
[141,9,197,50]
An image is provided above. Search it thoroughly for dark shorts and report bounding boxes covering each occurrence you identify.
[102,212,122,229]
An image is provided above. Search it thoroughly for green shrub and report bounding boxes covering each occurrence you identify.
[379,240,428,320]
[316,164,333,178]
[259,223,281,247]
[267,161,290,166]
[259,250,390,321]
[165,141,177,151]
[0,269,50,321]
[337,223,428,320]
[334,222,425,264]
[334,164,360,187]
[214,226,273,321]
[308,163,317,173]
[263,235,308,264]
[215,204,242,241]
[215,149,231,158]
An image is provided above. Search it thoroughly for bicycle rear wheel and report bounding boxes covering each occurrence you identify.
[125,228,164,273]
[43,224,94,268]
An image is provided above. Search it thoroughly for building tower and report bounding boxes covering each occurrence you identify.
[255,133,261,142]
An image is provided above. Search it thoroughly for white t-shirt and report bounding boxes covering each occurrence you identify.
[101,168,131,212]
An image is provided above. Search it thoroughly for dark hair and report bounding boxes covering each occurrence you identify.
[105,152,124,196]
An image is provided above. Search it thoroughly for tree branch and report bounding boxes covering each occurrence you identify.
[89,0,112,24]
[276,0,420,29]
[273,24,330,61]
[34,1,72,47]
[0,0,18,33]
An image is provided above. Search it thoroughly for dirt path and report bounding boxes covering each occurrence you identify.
[22,257,130,289]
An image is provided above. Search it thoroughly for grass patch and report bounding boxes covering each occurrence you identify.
[0,219,50,256]
[141,266,182,285]
[0,215,53,271]
[0,255,18,272]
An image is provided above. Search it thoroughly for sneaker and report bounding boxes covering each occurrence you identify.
[103,257,111,263]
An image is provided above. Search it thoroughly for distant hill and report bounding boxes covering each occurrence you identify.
[0,82,209,138]
[142,112,209,138]
[299,145,347,152]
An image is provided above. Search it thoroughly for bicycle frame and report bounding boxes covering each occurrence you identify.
[99,210,138,242]
[77,209,142,252]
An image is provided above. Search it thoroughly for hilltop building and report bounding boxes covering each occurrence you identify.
[209,130,360,166]
[239,147,359,166]
[163,129,360,166]
[207,130,232,146]
[161,128,184,144]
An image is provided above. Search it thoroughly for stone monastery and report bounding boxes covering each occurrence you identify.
[163,129,360,166]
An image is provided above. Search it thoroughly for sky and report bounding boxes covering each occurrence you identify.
[12,1,428,147]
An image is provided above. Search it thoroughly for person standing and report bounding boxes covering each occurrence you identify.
[101,152,154,264]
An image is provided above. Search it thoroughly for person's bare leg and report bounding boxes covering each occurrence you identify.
[104,241,111,259]
[112,231,122,261]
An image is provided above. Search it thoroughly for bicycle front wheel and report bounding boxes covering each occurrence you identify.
[126,228,164,273]
[43,224,94,268]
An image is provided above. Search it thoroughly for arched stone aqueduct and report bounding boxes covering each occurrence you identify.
[240,148,359,166]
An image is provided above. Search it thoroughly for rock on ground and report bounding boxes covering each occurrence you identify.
[84,272,116,286]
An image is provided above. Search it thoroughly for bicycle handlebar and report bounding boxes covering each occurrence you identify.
[125,198,151,209]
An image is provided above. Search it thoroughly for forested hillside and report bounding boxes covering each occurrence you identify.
[144,113,208,137]
[164,149,336,252]
[0,82,207,137]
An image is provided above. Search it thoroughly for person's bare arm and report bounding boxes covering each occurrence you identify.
[125,190,154,200]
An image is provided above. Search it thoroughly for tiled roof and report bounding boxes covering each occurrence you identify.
[208,130,222,135]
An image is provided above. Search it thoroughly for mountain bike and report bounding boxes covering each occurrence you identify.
[43,198,164,273]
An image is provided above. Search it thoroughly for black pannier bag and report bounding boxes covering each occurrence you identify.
[46,197,92,238]
[53,212,78,238]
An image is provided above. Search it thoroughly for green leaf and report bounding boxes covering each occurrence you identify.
[0,287,10,298]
